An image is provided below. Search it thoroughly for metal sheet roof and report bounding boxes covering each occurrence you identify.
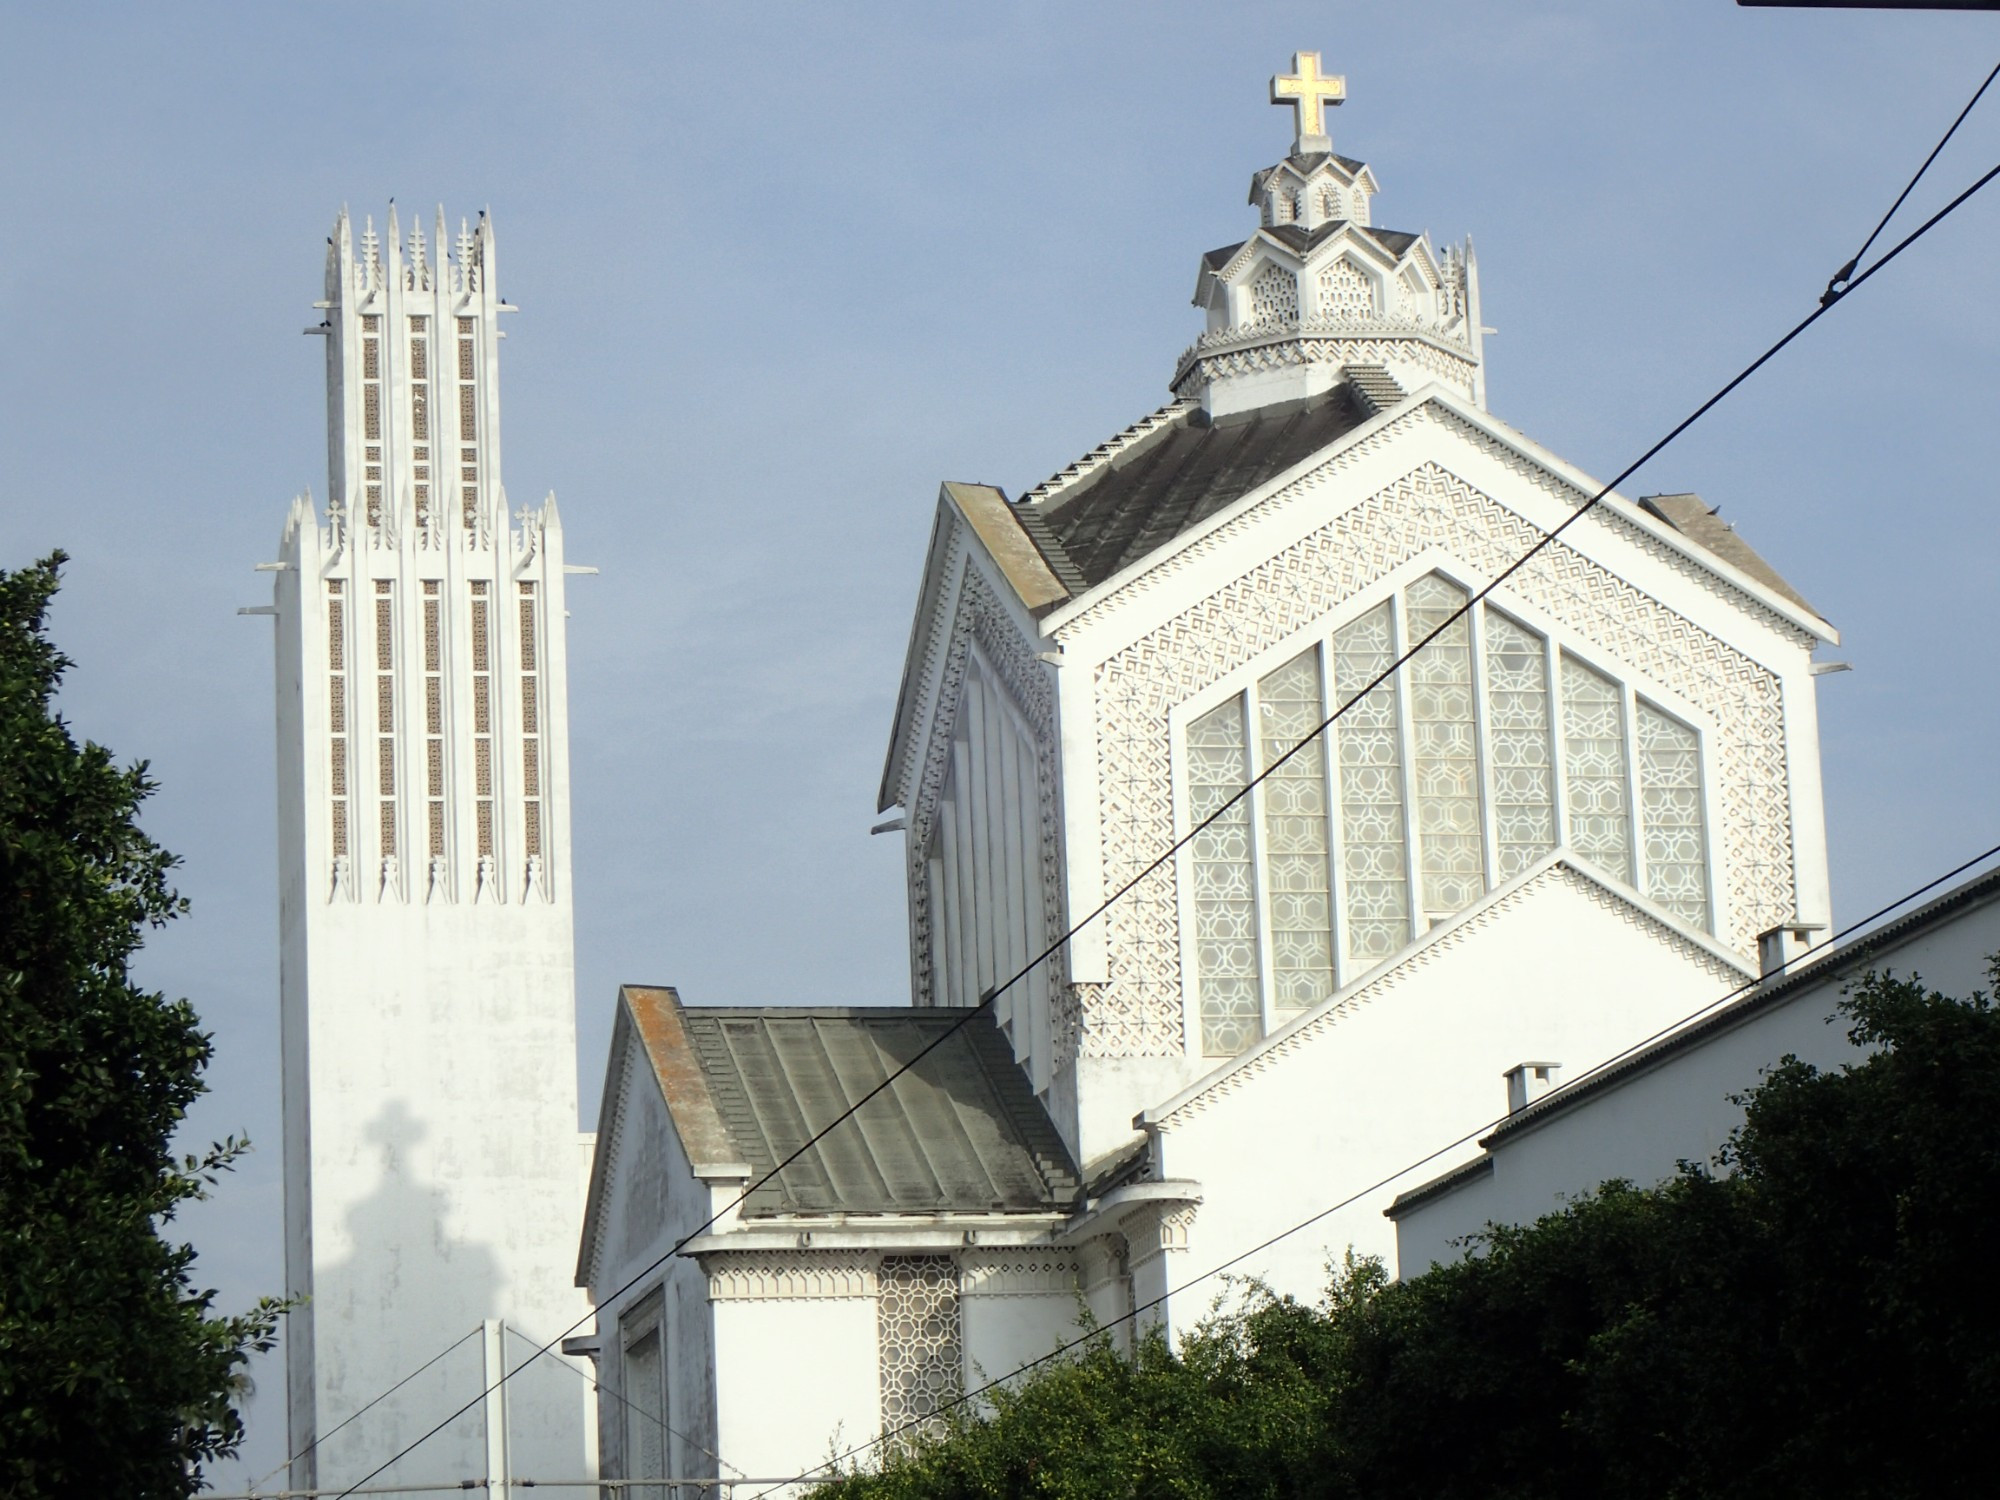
[678,1006,1082,1218]
[1021,386,1371,588]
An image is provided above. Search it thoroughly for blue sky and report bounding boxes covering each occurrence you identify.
[5,1,2000,1484]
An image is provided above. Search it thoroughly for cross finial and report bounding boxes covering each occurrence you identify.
[1270,51,1346,154]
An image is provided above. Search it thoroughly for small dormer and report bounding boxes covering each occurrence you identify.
[1253,154,1378,231]
[1174,54,1487,418]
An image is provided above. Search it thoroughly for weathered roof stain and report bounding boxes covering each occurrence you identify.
[1020,386,1371,589]
[675,1005,1082,1217]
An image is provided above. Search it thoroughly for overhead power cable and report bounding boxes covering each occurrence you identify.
[754,835,2000,1496]
[505,1321,751,1482]
[244,1325,480,1496]
[325,137,2000,1500]
[1822,56,2000,303]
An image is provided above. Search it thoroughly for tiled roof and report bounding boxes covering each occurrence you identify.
[1019,386,1371,589]
[678,1006,1082,1218]
[1201,222,1422,272]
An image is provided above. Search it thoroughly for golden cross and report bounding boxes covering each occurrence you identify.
[1270,51,1346,146]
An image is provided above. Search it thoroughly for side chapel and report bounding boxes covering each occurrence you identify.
[577,55,1837,1491]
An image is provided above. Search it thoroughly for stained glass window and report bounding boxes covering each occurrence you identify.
[1256,648,1333,1018]
[1404,576,1485,924]
[1188,695,1260,1056]
[1560,656,1632,884]
[1638,704,1708,928]
[1332,603,1410,962]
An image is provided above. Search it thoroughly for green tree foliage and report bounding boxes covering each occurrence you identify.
[0,554,280,1496]
[815,965,2000,1500]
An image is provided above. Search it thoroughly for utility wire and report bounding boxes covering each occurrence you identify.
[245,1325,481,1496]
[1822,57,2000,304]
[502,1321,751,1481]
[758,835,2000,1496]
[327,147,2000,1500]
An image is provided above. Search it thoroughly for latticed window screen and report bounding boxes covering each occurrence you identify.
[1256,649,1333,1019]
[422,583,445,861]
[1188,696,1259,1056]
[1250,262,1299,324]
[1331,602,1409,964]
[1485,611,1556,877]
[878,1257,962,1442]
[1317,258,1375,320]
[520,582,543,860]
[470,582,494,858]
[457,321,478,527]
[1637,704,1708,928]
[373,584,396,858]
[327,582,348,858]
[1405,576,1485,922]
[1560,657,1631,884]
[1183,572,1714,1056]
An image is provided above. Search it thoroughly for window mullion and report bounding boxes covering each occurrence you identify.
[1621,682,1645,898]
[1546,635,1570,850]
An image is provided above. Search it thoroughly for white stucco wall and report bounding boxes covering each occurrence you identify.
[585,1048,722,1491]
[714,1297,880,1494]
[1392,875,2000,1273]
[1144,864,1750,1310]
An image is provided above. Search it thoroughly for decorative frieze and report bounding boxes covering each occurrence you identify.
[705,1251,878,1302]
[959,1249,1082,1298]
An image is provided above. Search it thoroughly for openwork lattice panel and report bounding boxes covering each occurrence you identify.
[1082,461,1793,1057]
[878,1256,962,1441]
[1250,262,1300,325]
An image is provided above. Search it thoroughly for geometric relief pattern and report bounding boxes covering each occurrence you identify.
[1084,459,1792,1058]
[879,1256,963,1442]
[1404,574,1484,922]
[1250,262,1300,325]
[1560,655,1634,886]
[1316,258,1375,321]
[1638,703,1709,930]
[1187,696,1261,1057]
[1485,610,1557,878]
[906,547,1067,1026]
[1330,604,1410,963]
[1256,649,1335,1019]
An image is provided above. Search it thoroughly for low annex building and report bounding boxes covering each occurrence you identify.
[1387,866,2000,1273]
[578,53,1841,1493]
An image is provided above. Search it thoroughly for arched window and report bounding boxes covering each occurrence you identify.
[1181,573,1712,1056]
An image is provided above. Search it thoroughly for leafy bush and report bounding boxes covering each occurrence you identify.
[0,554,280,1497]
[815,964,2000,1500]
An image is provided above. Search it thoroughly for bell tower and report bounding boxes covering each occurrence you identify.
[267,206,590,1492]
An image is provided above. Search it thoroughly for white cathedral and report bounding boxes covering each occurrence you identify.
[265,54,1839,1499]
